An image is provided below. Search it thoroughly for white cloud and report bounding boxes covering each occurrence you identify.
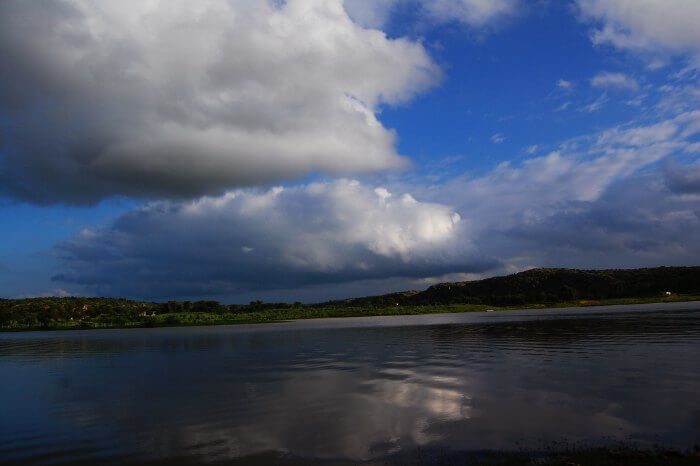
[343,0,399,28]
[557,79,574,90]
[525,145,539,155]
[433,112,699,222]
[646,58,668,70]
[556,101,572,112]
[412,111,698,231]
[655,84,700,116]
[590,71,639,90]
[580,93,609,112]
[0,0,439,204]
[491,133,506,144]
[422,0,519,26]
[578,0,700,63]
[344,0,519,28]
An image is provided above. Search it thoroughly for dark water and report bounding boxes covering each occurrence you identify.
[1,303,699,465]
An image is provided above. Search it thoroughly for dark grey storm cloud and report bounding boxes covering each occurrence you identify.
[0,0,438,204]
[52,180,487,300]
[664,160,700,194]
[51,170,700,302]
[491,174,700,269]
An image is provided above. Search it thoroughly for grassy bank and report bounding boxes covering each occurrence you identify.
[2,294,699,332]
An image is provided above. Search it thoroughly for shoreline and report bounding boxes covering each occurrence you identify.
[111,445,700,465]
[2,296,699,333]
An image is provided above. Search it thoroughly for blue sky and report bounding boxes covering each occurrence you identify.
[1,0,699,302]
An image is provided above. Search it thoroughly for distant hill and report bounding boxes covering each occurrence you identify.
[2,266,700,331]
[320,266,700,307]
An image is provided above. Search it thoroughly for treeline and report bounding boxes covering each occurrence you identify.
[2,266,700,329]
[0,297,304,329]
[322,266,700,307]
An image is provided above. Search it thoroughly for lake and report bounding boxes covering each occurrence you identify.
[1,302,699,465]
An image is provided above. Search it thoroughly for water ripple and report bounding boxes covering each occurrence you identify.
[1,306,699,464]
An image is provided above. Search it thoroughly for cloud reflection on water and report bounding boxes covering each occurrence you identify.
[1,309,699,464]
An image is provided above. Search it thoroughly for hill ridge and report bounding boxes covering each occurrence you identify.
[319,266,700,307]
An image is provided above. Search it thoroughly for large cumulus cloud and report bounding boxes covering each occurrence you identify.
[51,112,700,301]
[52,180,475,299]
[13,0,700,301]
[0,0,438,204]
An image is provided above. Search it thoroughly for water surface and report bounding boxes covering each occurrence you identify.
[1,303,699,464]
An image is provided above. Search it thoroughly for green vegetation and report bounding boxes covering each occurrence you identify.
[0,297,486,331]
[2,266,699,332]
[1,294,699,332]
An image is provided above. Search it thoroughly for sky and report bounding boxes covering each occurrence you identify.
[1,0,699,303]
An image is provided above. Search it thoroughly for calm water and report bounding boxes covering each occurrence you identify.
[1,303,699,465]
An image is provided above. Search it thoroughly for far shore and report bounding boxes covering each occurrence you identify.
[2,295,699,333]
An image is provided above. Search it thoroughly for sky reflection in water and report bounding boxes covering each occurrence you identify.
[1,306,699,464]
